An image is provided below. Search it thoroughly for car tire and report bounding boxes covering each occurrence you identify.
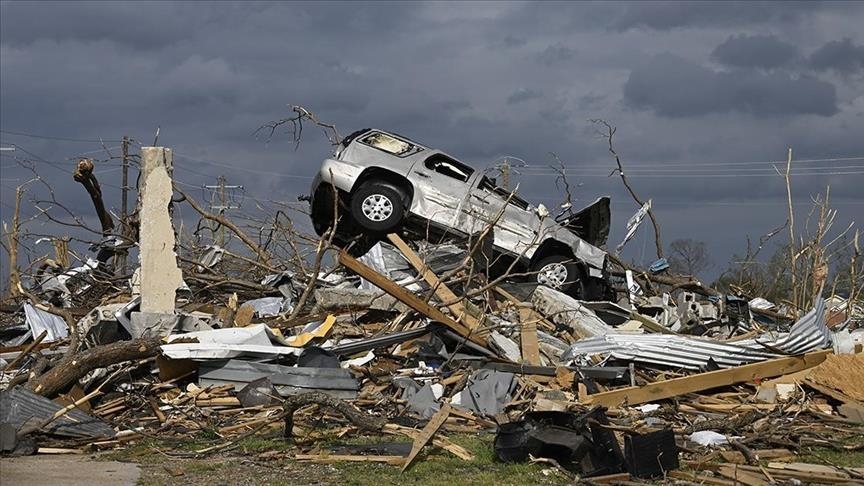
[531,254,584,298]
[351,182,405,233]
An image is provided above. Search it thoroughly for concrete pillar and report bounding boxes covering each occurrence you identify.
[138,147,182,314]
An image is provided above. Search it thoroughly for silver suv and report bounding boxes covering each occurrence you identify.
[308,128,613,300]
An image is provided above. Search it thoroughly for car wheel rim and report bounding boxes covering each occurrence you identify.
[361,194,394,222]
[537,262,569,288]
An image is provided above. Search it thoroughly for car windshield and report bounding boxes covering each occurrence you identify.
[360,132,418,157]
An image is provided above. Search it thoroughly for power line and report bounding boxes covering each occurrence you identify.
[520,164,864,174]
[519,155,864,169]
[517,170,864,178]
[0,129,122,143]
[173,152,314,179]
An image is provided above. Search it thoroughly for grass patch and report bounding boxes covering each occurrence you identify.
[326,432,569,486]
[798,446,864,468]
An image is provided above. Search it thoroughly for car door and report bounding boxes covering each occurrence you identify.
[469,177,540,255]
[408,153,481,233]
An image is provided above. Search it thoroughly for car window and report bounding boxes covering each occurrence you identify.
[359,132,419,157]
[424,155,474,182]
[479,176,531,210]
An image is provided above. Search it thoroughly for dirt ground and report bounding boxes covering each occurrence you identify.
[0,454,140,485]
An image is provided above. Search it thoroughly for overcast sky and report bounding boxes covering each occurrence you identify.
[2,1,863,280]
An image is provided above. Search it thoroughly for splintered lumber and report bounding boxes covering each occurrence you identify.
[383,423,474,461]
[386,233,482,331]
[519,307,542,365]
[402,403,452,472]
[338,251,485,346]
[583,350,833,408]
[27,335,163,398]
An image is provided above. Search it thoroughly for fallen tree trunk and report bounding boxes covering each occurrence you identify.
[283,391,385,439]
[27,336,163,398]
[608,254,721,298]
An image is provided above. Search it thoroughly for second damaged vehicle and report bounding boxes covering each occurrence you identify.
[307,128,613,300]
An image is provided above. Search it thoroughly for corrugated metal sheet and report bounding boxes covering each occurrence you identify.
[563,297,831,370]
[0,387,115,439]
[199,359,359,400]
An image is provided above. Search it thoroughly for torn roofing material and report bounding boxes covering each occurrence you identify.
[198,359,360,400]
[563,297,831,370]
[0,387,115,439]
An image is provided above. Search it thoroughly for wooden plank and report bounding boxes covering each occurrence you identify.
[628,311,677,335]
[586,472,631,484]
[668,470,735,485]
[384,423,474,461]
[401,403,452,472]
[519,307,542,365]
[386,233,482,331]
[584,350,833,408]
[716,465,770,486]
[295,454,406,465]
[338,251,485,346]
[494,287,558,334]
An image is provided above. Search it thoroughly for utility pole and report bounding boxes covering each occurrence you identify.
[121,136,129,221]
[204,175,243,246]
[116,136,130,274]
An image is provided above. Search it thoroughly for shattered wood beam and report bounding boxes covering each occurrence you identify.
[583,349,832,408]
[26,336,163,398]
[139,147,183,314]
[338,250,485,346]
[386,233,482,331]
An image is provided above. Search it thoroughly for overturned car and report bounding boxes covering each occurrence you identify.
[308,128,613,300]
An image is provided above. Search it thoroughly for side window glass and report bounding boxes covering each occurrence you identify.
[424,155,474,182]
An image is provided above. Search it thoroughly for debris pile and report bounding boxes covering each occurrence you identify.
[2,142,863,484]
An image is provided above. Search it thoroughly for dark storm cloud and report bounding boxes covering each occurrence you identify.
[2,1,863,283]
[809,38,864,74]
[711,34,800,69]
[537,43,577,65]
[610,1,824,31]
[502,35,527,48]
[623,54,838,117]
[506,88,542,105]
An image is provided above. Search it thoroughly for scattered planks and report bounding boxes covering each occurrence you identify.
[338,250,486,346]
[386,233,482,332]
[584,350,833,408]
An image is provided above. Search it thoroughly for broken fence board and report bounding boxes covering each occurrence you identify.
[584,350,833,408]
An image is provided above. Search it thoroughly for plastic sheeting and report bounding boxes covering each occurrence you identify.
[563,297,831,370]
[23,302,68,343]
